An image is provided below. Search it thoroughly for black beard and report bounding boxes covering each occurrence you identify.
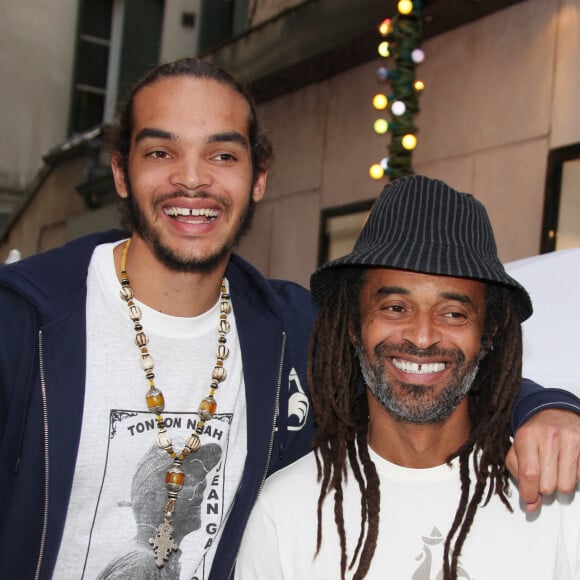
[355,340,481,425]
[118,180,256,274]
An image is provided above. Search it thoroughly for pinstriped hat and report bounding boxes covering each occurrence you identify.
[310,175,532,321]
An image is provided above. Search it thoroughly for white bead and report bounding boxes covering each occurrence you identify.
[129,305,142,321]
[120,286,133,301]
[157,430,173,449]
[185,434,201,452]
[140,354,154,371]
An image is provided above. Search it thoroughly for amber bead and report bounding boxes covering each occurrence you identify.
[146,387,165,413]
[165,466,185,492]
[199,396,217,420]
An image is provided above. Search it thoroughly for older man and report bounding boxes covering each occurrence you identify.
[236,176,580,579]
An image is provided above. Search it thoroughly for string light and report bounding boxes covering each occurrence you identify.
[397,0,413,15]
[378,41,390,57]
[414,80,425,92]
[373,94,388,110]
[376,66,389,82]
[378,18,391,36]
[402,134,418,150]
[411,48,425,63]
[369,164,385,180]
[374,119,389,134]
[391,100,406,116]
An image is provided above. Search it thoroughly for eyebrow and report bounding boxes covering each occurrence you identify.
[135,127,176,144]
[208,131,249,147]
[134,127,249,148]
[440,292,475,306]
[376,286,410,297]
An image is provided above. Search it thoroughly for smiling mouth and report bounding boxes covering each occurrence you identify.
[392,358,446,374]
[163,207,219,221]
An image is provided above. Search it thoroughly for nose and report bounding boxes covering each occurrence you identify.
[401,311,442,350]
[169,155,211,191]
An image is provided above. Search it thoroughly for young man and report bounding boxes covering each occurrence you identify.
[0,59,315,579]
[236,176,580,579]
[0,61,578,579]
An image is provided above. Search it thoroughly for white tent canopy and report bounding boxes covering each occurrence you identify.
[506,247,580,397]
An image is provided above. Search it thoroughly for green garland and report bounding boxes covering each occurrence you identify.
[378,2,423,180]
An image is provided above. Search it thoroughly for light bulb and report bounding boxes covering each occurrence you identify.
[376,66,389,82]
[398,0,413,15]
[391,100,406,116]
[378,41,390,58]
[411,48,425,63]
[374,119,389,134]
[373,94,388,110]
[378,18,391,36]
[402,134,417,150]
[369,164,385,180]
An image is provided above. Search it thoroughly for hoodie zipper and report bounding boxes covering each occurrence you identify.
[225,331,286,580]
[34,330,50,580]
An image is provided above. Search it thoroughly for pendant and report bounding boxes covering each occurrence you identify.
[149,517,179,568]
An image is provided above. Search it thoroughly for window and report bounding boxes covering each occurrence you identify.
[318,200,374,266]
[70,0,114,134]
[541,143,580,252]
[70,0,164,135]
[198,0,248,54]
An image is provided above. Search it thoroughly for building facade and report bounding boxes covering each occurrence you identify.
[1,0,579,289]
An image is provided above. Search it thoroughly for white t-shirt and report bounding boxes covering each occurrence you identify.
[236,447,580,579]
[53,242,247,580]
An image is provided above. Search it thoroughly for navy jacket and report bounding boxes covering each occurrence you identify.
[1,231,578,579]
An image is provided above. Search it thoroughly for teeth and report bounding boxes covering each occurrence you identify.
[392,359,445,374]
[164,207,219,218]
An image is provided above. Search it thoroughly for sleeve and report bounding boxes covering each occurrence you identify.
[510,378,580,434]
[234,496,285,580]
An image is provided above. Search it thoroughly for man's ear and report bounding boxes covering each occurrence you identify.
[480,328,497,359]
[348,318,358,351]
[111,152,129,199]
[251,169,267,203]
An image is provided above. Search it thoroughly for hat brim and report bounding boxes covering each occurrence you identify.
[311,243,533,322]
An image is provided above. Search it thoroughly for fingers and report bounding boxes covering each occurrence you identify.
[508,408,580,512]
[552,427,580,495]
[507,435,542,512]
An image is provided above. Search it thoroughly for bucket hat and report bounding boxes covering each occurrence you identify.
[310,175,533,321]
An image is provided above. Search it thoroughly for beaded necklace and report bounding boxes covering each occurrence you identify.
[119,238,231,567]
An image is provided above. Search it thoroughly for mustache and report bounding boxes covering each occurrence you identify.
[374,341,466,365]
[152,190,231,211]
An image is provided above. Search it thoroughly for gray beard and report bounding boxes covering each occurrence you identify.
[356,341,480,425]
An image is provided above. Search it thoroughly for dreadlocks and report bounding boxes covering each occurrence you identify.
[307,267,523,580]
